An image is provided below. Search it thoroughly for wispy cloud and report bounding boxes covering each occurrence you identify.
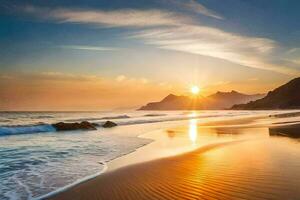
[19,5,300,75]
[60,45,120,51]
[132,25,300,75]
[169,0,223,19]
[22,5,191,27]
[115,75,149,84]
[6,72,100,82]
[285,48,300,63]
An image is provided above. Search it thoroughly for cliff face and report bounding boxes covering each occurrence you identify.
[232,77,300,110]
[139,91,264,110]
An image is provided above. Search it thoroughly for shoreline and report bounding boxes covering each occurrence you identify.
[36,164,108,200]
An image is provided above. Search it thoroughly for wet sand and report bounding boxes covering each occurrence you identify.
[50,117,300,200]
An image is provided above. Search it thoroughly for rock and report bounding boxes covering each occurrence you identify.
[52,121,97,131]
[102,121,117,128]
[91,123,100,127]
[269,124,300,138]
[80,121,97,130]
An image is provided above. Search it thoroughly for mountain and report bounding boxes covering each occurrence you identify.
[204,90,265,109]
[232,77,300,110]
[139,91,264,110]
[138,94,195,110]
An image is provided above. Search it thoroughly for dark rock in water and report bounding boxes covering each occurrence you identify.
[102,121,117,128]
[80,121,97,130]
[269,124,300,138]
[91,123,100,127]
[269,112,300,118]
[52,121,97,131]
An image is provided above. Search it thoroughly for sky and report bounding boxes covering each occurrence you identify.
[1,0,300,111]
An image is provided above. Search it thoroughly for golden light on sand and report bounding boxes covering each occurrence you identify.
[190,85,200,95]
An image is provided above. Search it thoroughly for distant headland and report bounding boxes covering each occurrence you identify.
[139,77,300,110]
[139,90,264,110]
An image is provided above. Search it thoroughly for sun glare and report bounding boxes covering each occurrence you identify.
[189,119,198,144]
[190,86,200,95]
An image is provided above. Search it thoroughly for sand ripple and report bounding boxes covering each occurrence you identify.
[51,139,300,200]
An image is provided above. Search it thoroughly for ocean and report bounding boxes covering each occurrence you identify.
[0,110,298,200]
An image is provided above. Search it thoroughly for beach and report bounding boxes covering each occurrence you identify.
[1,110,276,199]
[3,1,300,199]
[49,112,300,200]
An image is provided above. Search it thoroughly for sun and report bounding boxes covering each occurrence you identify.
[190,85,200,95]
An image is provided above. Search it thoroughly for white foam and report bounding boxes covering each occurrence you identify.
[35,164,108,200]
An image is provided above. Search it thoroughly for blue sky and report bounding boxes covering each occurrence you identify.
[0,0,300,110]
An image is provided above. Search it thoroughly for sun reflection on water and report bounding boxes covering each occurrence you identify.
[189,118,198,144]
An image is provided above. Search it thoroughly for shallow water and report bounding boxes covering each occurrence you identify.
[0,129,152,200]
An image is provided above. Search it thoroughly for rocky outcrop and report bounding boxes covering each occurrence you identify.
[269,124,300,138]
[102,121,117,128]
[52,121,97,131]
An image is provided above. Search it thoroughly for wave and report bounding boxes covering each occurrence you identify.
[100,115,130,120]
[65,115,130,122]
[31,115,55,119]
[143,114,167,117]
[0,112,256,136]
[110,113,235,126]
[0,124,56,136]
[0,116,188,136]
